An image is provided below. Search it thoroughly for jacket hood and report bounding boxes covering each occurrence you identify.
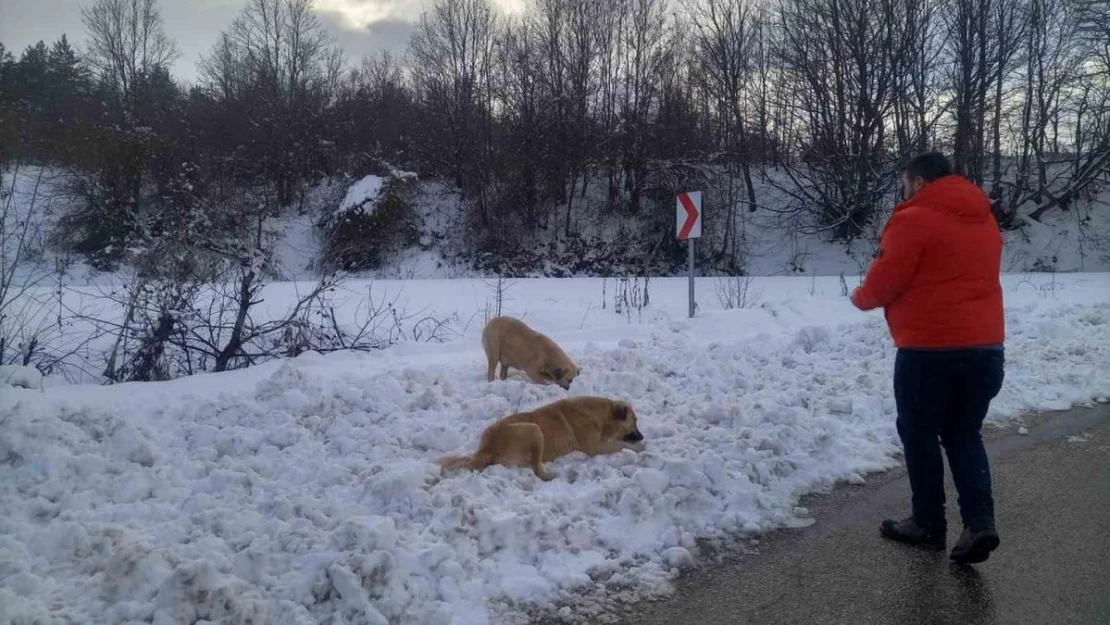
[895,175,992,224]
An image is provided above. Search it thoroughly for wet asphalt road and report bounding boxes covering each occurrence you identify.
[612,404,1110,625]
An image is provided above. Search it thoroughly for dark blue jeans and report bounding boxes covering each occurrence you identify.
[894,348,1005,532]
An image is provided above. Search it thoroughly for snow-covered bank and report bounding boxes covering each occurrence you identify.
[5,166,1109,287]
[1,274,1108,625]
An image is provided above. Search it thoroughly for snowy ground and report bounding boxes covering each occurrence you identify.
[2,274,1109,625]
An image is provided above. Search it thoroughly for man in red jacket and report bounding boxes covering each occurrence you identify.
[852,152,1005,564]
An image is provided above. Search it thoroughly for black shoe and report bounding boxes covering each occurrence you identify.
[950,527,1000,564]
[880,517,947,551]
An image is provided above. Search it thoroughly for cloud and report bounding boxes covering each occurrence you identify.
[316,0,525,29]
[314,0,425,28]
[317,9,414,63]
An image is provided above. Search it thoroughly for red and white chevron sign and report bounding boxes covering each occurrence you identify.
[676,191,702,240]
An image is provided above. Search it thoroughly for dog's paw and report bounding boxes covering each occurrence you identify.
[536,470,557,481]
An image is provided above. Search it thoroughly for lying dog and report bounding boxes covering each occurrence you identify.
[436,396,645,481]
[481,316,579,389]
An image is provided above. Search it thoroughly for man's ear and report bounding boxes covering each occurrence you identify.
[613,402,629,421]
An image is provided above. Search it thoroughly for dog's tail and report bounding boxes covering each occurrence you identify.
[436,454,477,472]
[437,450,495,473]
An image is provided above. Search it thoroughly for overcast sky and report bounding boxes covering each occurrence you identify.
[0,0,525,84]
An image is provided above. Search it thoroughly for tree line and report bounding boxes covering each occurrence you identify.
[1,0,1108,271]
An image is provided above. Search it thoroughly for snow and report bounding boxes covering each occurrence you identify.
[2,273,1108,624]
[269,213,320,280]
[335,169,1110,279]
[5,166,1109,285]
[337,175,385,214]
[1,156,1108,624]
[0,365,43,389]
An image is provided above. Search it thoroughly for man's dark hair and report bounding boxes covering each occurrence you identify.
[903,152,953,182]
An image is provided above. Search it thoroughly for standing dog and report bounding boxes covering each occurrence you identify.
[436,396,645,481]
[481,316,579,389]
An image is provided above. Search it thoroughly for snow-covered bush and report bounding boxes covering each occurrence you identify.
[320,172,419,272]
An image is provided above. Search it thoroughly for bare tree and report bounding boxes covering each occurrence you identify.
[773,0,904,239]
[1018,0,1110,222]
[943,0,1027,188]
[200,0,344,205]
[71,0,180,269]
[531,0,603,236]
[619,0,676,214]
[1,166,105,381]
[201,0,341,102]
[1017,0,1085,203]
[409,0,499,227]
[81,0,178,111]
[986,0,1027,196]
[1073,0,1110,179]
[95,181,342,381]
[494,16,547,233]
[946,0,989,183]
[1075,0,1109,76]
[334,51,413,167]
[890,0,945,155]
[692,0,760,258]
[0,166,51,366]
[594,0,629,213]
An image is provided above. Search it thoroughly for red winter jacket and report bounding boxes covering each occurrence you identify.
[851,175,1005,349]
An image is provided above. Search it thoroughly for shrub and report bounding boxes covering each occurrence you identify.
[319,172,419,272]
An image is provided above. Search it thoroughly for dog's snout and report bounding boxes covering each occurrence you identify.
[624,428,644,443]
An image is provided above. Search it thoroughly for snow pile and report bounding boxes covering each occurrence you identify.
[1,274,1108,624]
[0,365,43,389]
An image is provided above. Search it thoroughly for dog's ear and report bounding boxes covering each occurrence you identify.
[612,402,629,421]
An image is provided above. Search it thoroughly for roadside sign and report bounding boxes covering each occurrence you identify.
[676,191,702,318]
[677,191,702,240]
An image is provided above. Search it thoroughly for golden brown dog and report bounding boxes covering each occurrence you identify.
[436,396,645,481]
[481,316,579,389]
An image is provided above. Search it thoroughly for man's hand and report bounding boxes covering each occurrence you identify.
[851,285,882,311]
[850,287,865,311]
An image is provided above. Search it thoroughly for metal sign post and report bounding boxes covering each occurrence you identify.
[676,191,702,318]
[687,236,695,318]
